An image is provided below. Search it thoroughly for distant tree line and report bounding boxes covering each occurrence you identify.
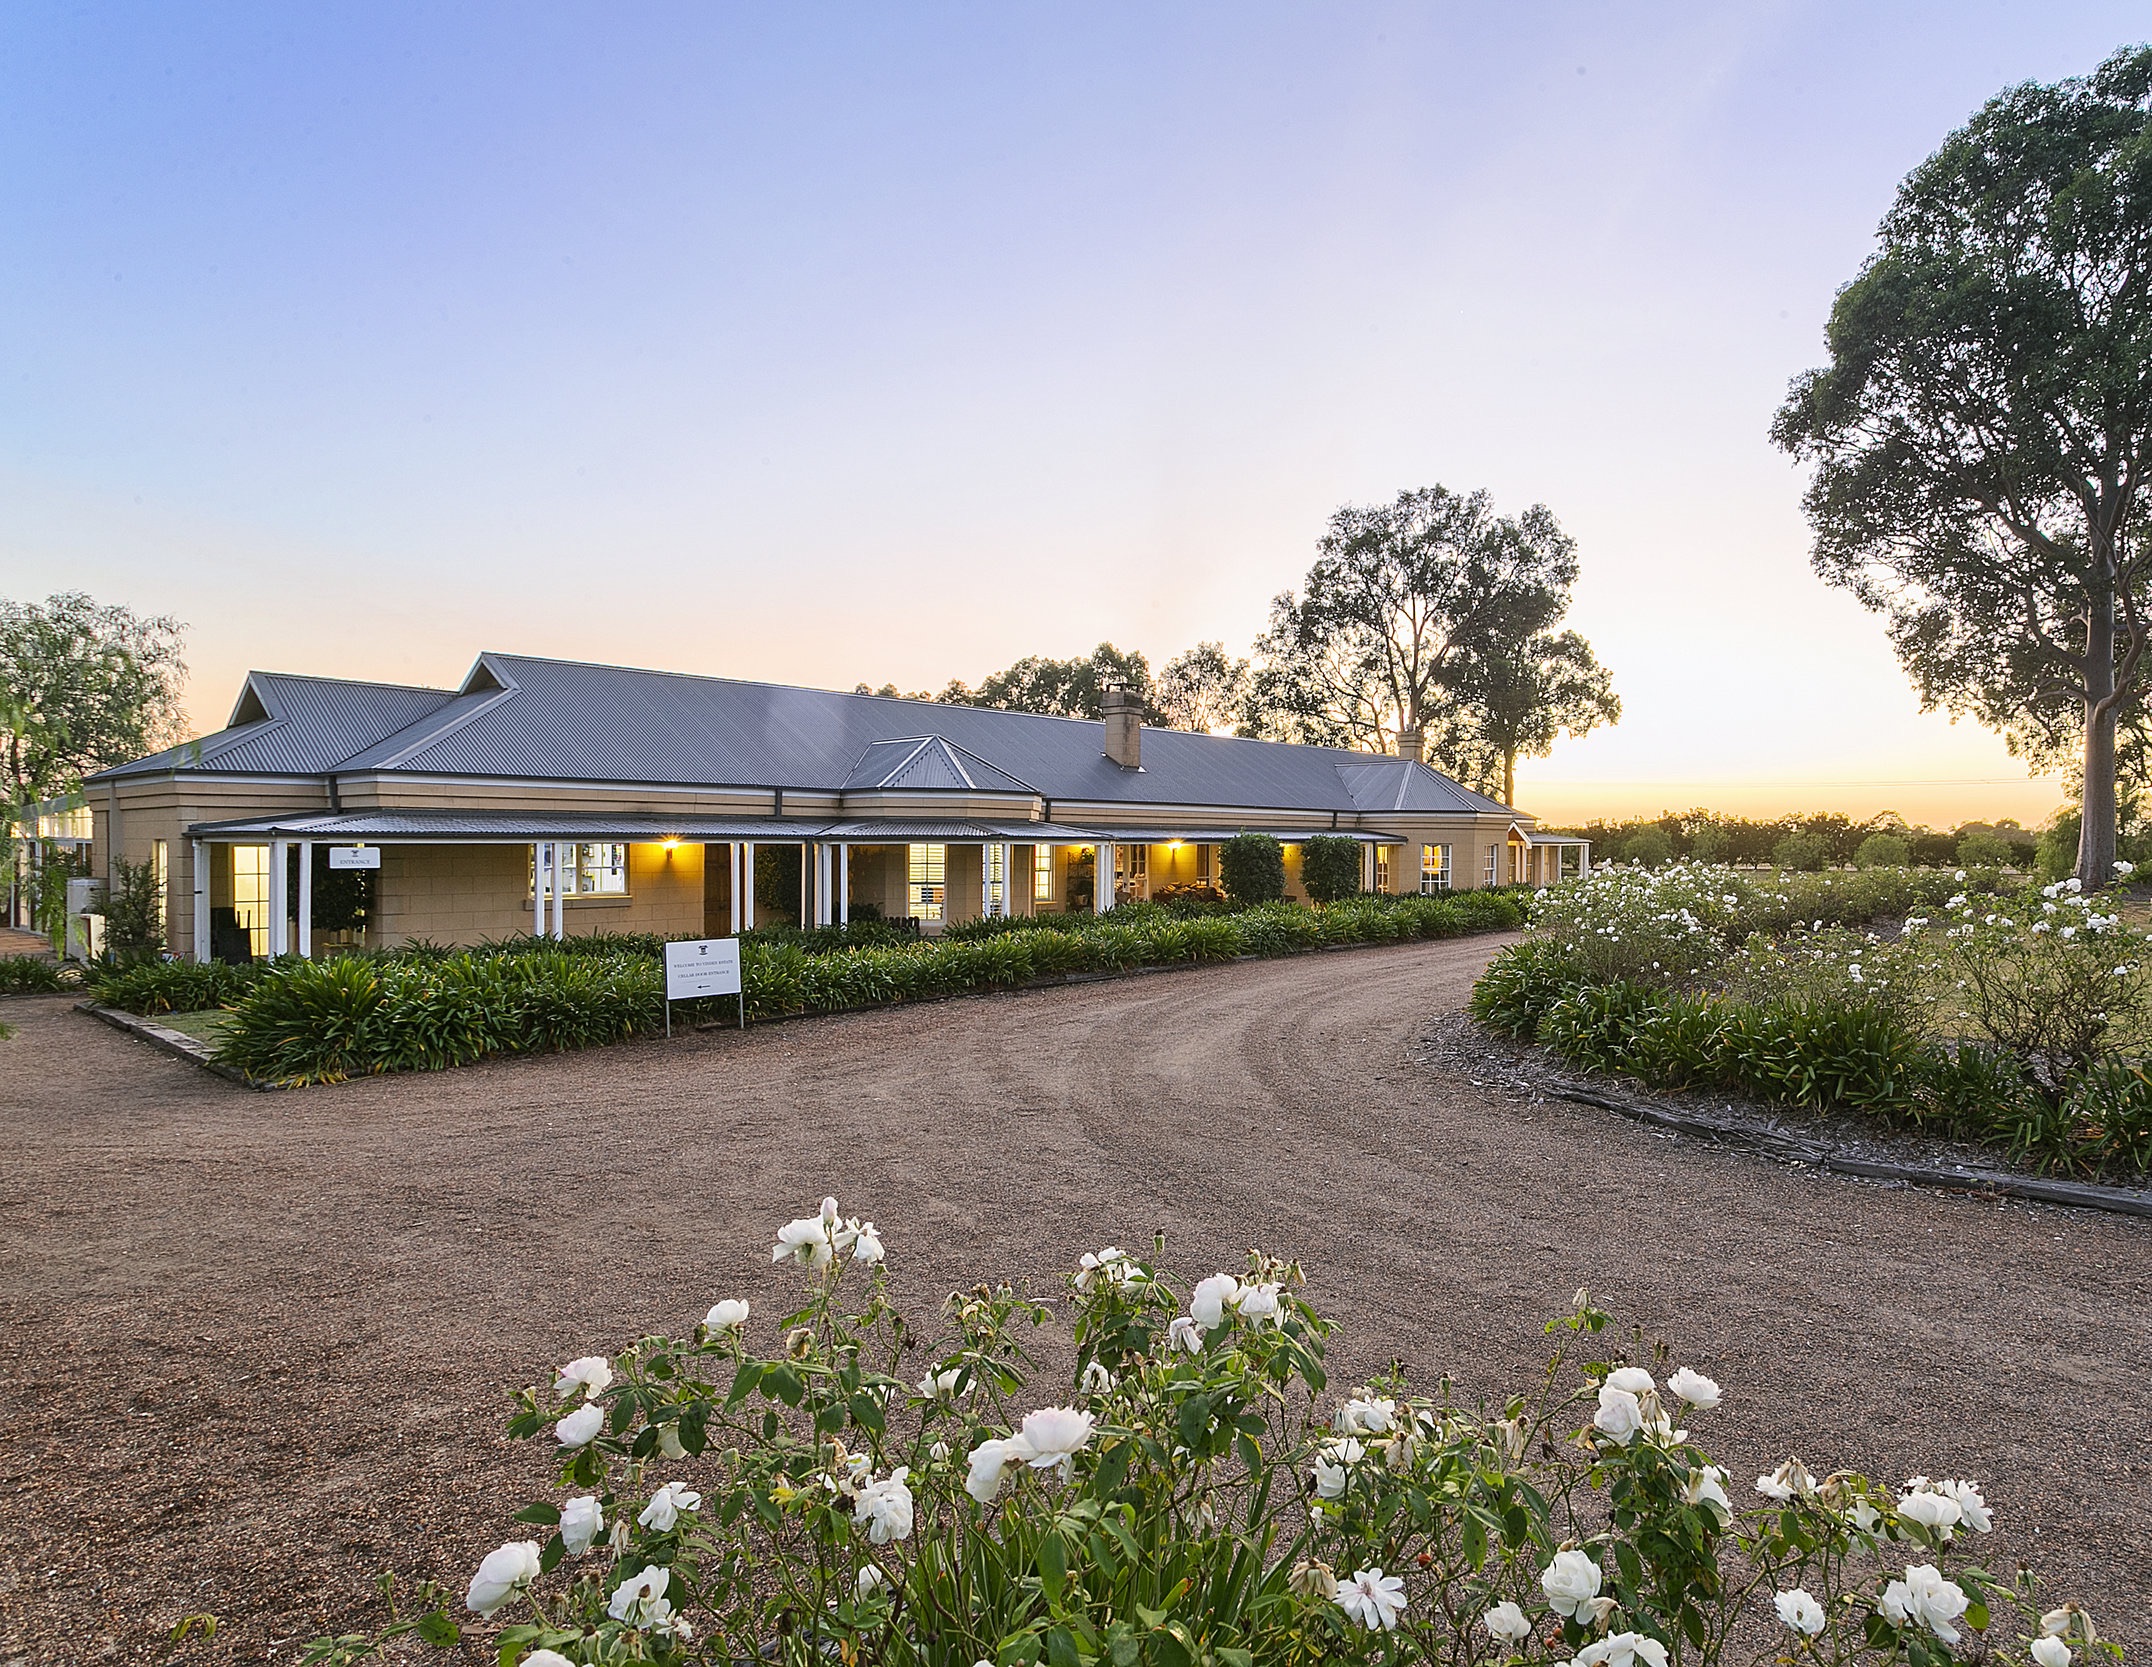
[864,483,1620,805]
[1545,808,2133,877]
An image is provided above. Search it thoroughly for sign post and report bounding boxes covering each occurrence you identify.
[662,936,744,1036]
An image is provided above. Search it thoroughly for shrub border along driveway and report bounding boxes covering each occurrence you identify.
[77,931,1471,1093]
[1471,1029,2152,1220]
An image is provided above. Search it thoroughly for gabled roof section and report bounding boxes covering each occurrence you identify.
[88,671,459,781]
[98,651,1544,820]
[1335,758,1515,817]
[842,736,1037,795]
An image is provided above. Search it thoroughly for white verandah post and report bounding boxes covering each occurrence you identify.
[551,843,567,939]
[534,842,548,937]
[297,843,313,958]
[1095,841,1114,914]
[268,838,290,956]
[742,843,756,931]
[728,843,742,935]
[836,844,849,925]
[191,839,210,962]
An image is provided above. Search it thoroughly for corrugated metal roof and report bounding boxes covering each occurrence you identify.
[842,736,1037,794]
[90,672,459,780]
[188,810,1160,843]
[117,651,1535,822]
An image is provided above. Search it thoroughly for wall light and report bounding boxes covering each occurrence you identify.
[661,838,681,851]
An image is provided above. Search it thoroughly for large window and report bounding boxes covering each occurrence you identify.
[1196,843,1213,883]
[232,844,271,958]
[907,842,946,921]
[1485,844,1500,886]
[531,842,629,897]
[1374,846,1392,893]
[986,843,1006,916]
[1420,844,1453,893]
[1033,844,1054,903]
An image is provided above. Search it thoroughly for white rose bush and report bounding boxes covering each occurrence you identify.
[1472,862,2152,1177]
[301,1205,2114,1667]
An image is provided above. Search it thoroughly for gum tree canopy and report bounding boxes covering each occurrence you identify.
[0,591,187,813]
[1772,46,2152,889]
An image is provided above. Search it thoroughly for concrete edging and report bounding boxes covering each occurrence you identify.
[1550,1079,2152,1221]
[74,1000,276,1091]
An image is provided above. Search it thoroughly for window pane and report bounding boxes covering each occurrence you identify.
[908,843,945,921]
[231,845,270,959]
[1033,845,1053,902]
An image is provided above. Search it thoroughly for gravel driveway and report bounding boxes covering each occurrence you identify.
[2,938,2147,1661]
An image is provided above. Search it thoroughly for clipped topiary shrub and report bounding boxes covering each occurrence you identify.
[1218,832,1286,905]
[1299,834,1363,904]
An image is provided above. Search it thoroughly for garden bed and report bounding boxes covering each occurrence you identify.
[1423,1011,2152,1218]
[85,892,1529,1088]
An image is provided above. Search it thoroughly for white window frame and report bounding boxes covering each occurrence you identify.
[1420,844,1452,893]
[532,841,630,899]
[1032,844,1054,903]
[908,843,946,922]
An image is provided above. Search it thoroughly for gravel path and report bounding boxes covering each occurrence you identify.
[2,939,2147,1661]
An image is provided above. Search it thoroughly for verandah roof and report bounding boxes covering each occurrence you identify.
[184,810,1412,845]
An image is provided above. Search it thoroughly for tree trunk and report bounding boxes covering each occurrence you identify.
[1503,749,1517,807]
[2079,578,2119,890]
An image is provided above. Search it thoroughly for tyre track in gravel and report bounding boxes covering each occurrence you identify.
[0,937,2146,1662]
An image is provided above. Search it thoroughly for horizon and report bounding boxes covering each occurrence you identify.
[4,4,2141,830]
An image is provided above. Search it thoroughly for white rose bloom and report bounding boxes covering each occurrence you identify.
[851,1221,885,1264]
[559,1495,603,1556]
[1593,1385,1645,1446]
[638,1481,704,1532]
[1235,1282,1283,1325]
[465,1539,541,1617]
[1879,1580,1912,1628]
[1576,1633,1669,1667]
[1604,1366,1654,1395]
[1667,1367,1721,1409]
[555,1402,604,1448]
[1018,1406,1096,1474]
[609,1564,672,1626]
[553,1356,612,1400]
[1190,1274,1241,1329]
[1541,1549,1603,1618]
[1312,1437,1364,1499]
[657,1424,687,1460]
[1683,1464,1732,1524]
[854,1468,914,1544]
[1334,1566,1408,1631]
[1900,1564,1971,1643]
[965,1435,1033,1502]
[703,1298,749,1332]
[918,1367,965,1398]
[821,1195,841,1222]
[1755,1457,1815,1501]
[2039,1606,2077,1638]
[523,1653,577,1667]
[774,1215,835,1266]
[1484,1600,1533,1643]
[1338,1396,1396,1435]
[1775,1588,1826,1635]
[1079,1360,1115,1395]
[1166,1315,1203,1353]
[2032,1639,2072,1667]
[1896,1488,1962,1534]
[1936,1478,1992,1533]
[856,1564,885,1598]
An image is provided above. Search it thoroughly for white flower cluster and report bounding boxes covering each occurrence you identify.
[966,1405,1097,1499]
[1589,1364,1720,1449]
[772,1195,884,1267]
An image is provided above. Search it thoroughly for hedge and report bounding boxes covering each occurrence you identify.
[211,890,1527,1086]
[1468,945,2152,1178]
[0,955,73,995]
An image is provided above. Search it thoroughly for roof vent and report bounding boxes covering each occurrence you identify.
[1102,684,1143,770]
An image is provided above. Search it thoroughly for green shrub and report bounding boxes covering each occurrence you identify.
[1299,834,1363,903]
[1771,831,1830,872]
[1218,832,1285,905]
[1467,941,1587,1037]
[1852,833,1909,869]
[1620,826,1674,866]
[0,955,69,995]
[87,957,266,1014]
[1713,998,1925,1113]
[1956,829,2016,868]
[102,856,166,961]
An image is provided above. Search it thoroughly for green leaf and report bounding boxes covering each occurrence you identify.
[512,1502,561,1526]
[1176,1393,1211,1453]
[537,1533,564,1575]
[1038,1531,1068,1608]
[1045,1626,1082,1667]
[725,1360,765,1407]
[411,1610,459,1647]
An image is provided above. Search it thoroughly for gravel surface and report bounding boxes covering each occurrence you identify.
[2,938,2147,1662]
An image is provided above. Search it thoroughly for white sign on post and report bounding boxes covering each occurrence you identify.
[663,936,744,1033]
[328,845,382,870]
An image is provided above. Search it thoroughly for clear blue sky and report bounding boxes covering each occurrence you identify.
[2,3,2143,823]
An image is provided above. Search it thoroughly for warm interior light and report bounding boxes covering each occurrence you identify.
[661,838,680,851]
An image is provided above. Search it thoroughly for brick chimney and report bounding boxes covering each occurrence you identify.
[1397,725,1424,764]
[1102,684,1143,769]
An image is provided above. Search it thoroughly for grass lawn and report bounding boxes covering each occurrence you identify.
[154,1007,234,1045]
